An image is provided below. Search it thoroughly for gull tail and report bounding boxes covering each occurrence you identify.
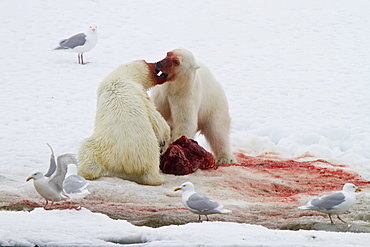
[54,46,70,50]
[54,39,70,50]
[220,209,232,214]
[298,205,312,210]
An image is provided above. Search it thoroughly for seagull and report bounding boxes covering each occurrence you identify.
[54,25,98,64]
[63,164,90,210]
[26,145,78,209]
[298,183,361,224]
[174,181,232,222]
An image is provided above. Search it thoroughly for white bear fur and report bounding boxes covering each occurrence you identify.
[78,60,170,185]
[151,49,236,164]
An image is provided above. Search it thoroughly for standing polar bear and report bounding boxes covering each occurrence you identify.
[78,60,170,185]
[151,49,236,164]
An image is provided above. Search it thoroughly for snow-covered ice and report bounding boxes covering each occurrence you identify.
[1,208,370,247]
[1,0,370,246]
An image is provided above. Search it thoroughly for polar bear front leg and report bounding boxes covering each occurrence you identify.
[170,103,199,142]
[201,119,237,165]
[146,101,171,154]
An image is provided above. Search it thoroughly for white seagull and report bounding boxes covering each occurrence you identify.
[298,183,361,224]
[26,145,78,209]
[54,25,98,64]
[63,163,90,210]
[174,181,232,222]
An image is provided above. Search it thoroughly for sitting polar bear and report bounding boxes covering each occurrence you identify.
[78,60,170,185]
[151,49,236,164]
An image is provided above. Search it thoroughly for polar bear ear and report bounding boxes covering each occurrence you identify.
[193,64,200,70]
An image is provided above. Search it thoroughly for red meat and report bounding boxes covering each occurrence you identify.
[160,136,216,175]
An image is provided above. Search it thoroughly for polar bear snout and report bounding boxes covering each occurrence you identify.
[155,52,180,70]
[154,56,176,81]
[155,61,163,69]
[155,62,168,81]
[145,61,168,85]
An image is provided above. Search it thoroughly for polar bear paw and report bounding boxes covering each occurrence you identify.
[216,154,237,165]
[159,140,169,154]
[78,163,104,180]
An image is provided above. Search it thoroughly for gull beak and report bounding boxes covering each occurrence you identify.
[174,187,181,191]
[356,187,362,192]
[26,177,33,182]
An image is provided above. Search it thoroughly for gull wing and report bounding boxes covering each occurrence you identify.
[311,192,345,210]
[55,33,86,50]
[44,143,56,178]
[186,193,220,212]
[63,175,88,194]
[49,154,78,193]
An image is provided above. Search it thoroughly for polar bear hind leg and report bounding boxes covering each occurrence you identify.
[115,169,165,186]
[115,142,165,186]
[117,160,165,185]
[78,138,105,180]
[138,171,165,185]
[133,146,165,185]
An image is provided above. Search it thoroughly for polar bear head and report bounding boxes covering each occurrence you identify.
[154,49,200,82]
[118,60,169,89]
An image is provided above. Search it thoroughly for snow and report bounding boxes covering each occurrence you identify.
[1,209,370,247]
[1,0,370,246]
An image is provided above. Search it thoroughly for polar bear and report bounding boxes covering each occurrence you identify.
[78,60,170,185]
[151,49,236,164]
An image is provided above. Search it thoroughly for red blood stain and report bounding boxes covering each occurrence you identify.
[220,152,370,204]
[9,200,76,210]
[12,200,41,208]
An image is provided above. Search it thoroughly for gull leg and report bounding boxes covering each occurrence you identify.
[206,215,210,221]
[77,199,84,210]
[198,215,201,222]
[73,199,82,211]
[43,199,49,209]
[328,214,334,224]
[337,215,347,224]
[80,53,89,65]
[78,54,81,64]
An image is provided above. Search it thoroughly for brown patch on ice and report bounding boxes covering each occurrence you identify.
[3,152,370,231]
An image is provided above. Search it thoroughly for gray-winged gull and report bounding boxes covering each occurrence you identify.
[27,145,78,209]
[174,181,232,222]
[298,183,361,224]
[63,163,90,210]
[54,25,98,64]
